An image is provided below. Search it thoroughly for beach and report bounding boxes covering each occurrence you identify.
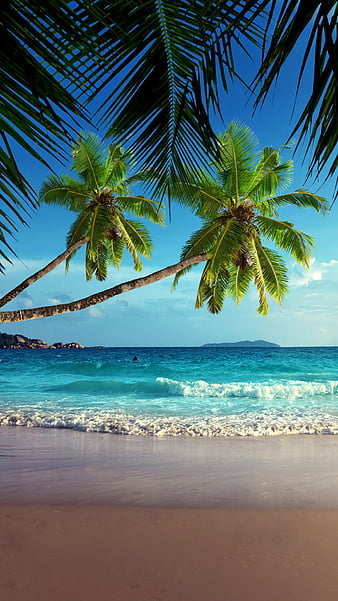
[2,427,338,600]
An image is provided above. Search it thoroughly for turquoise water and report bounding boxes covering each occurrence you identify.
[1,346,338,436]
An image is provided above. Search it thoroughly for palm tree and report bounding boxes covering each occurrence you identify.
[0,132,164,309]
[0,123,328,323]
[172,121,329,315]
[40,132,164,281]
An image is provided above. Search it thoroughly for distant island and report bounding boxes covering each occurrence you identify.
[0,332,84,349]
[202,340,280,348]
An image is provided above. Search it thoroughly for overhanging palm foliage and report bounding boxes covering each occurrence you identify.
[91,0,269,196]
[172,121,329,314]
[40,132,164,280]
[2,0,335,275]
[0,0,99,271]
[254,0,337,184]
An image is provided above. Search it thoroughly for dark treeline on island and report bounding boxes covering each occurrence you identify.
[202,340,280,348]
[0,333,84,349]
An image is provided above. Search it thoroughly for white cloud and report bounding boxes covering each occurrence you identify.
[47,294,72,304]
[19,292,33,308]
[88,305,106,319]
[288,256,338,287]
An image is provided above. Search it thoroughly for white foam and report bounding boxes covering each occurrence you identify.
[1,408,338,437]
[157,377,338,400]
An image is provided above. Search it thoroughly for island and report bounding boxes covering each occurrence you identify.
[0,332,84,349]
[202,340,280,348]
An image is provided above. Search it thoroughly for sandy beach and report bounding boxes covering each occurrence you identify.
[2,427,338,600]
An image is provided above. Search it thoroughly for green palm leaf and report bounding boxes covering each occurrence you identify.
[249,238,269,315]
[171,264,194,291]
[102,144,131,187]
[227,264,254,304]
[94,1,268,197]
[117,197,165,224]
[86,242,110,282]
[169,171,224,214]
[39,175,90,211]
[196,263,230,314]
[250,238,288,314]
[255,215,314,267]
[179,219,224,259]
[39,132,161,279]
[72,133,106,190]
[87,204,112,257]
[110,235,125,269]
[0,0,101,263]
[253,0,337,183]
[118,217,153,259]
[216,121,259,199]
[268,191,329,214]
[248,148,293,202]
[206,218,247,280]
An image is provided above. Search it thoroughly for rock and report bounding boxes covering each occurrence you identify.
[0,332,84,349]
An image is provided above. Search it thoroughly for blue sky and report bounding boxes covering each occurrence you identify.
[1,27,337,347]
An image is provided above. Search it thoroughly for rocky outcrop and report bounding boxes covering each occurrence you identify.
[0,332,84,349]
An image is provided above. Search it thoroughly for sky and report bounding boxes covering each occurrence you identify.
[1,20,337,348]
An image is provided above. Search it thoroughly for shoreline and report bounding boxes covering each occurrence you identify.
[2,425,338,507]
[2,427,338,600]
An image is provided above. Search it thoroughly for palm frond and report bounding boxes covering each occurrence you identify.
[0,0,100,263]
[103,144,133,187]
[117,196,165,224]
[85,242,110,281]
[196,263,230,314]
[248,147,294,201]
[66,210,92,249]
[114,216,149,270]
[93,1,269,198]
[110,235,125,269]
[206,218,247,280]
[86,204,112,256]
[254,239,289,304]
[179,219,224,259]
[119,217,153,258]
[248,237,269,315]
[171,264,194,291]
[253,0,337,183]
[255,215,314,267]
[267,191,329,214]
[216,121,260,199]
[227,264,254,304]
[71,133,106,189]
[39,175,90,211]
[168,171,224,214]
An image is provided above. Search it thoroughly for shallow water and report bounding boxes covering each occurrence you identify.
[1,346,338,436]
[2,427,338,507]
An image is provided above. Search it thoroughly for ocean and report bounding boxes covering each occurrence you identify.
[1,346,338,436]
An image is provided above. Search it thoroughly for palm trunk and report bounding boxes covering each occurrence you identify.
[0,239,86,308]
[0,253,208,322]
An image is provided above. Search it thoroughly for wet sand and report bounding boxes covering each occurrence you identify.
[2,427,338,600]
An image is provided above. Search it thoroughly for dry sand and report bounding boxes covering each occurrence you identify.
[2,427,338,600]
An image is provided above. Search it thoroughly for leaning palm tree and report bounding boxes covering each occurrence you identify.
[0,123,329,323]
[0,132,164,309]
[39,132,164,281]
[172,121,329,315]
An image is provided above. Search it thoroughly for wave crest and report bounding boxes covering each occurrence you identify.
[157,378,338,400]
